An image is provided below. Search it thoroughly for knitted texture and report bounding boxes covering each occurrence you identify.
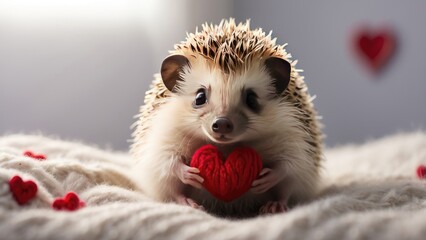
[1,132,426,240]
[190,144,262,202]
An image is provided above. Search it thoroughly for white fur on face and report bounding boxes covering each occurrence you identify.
[177,58,275,112]
[174,57,298,143]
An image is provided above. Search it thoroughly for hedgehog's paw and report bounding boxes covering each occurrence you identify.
[175,195,205,210]
[259,201,288,215]
[175,163,204,189]
[251,168,284,194]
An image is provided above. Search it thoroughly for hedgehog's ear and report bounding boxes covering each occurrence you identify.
[161,55,190,92]
[264,57,291,95]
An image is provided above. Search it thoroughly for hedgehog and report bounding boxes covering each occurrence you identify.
[131,18,323,218]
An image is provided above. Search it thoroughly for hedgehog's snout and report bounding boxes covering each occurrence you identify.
[212,117,234,134]
[203,113,247,144]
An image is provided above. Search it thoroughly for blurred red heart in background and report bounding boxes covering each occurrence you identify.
[353,27,396,73]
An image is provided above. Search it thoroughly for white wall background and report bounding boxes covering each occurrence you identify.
[234,0,426,147]
[0,0,233,150]
[1,0,425,150]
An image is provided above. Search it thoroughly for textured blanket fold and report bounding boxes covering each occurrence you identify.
[1,132,426,240]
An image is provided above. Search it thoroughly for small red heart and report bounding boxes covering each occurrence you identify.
[23,151,46,160]
[9,175,38,205]
[354,27,396,72]
[190,144,262,202]
[52,192,85,211]
[416,165,426,179]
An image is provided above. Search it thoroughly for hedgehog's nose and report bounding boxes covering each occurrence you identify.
[212,117,234,134]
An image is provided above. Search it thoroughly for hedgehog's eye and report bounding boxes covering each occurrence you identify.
[193,88,207,108]
[245,89,260,112]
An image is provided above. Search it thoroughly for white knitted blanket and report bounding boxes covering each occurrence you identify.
[1,133,426,240]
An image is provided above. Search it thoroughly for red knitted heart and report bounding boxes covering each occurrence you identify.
[354,28,396,72]
[52,192,85,211]
[416,165,426,179]
[23,150,46,160]
[9,175,38,205]
[190,144,262,202]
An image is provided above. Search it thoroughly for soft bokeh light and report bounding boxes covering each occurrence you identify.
[1,0,425,150]
[0,0,145,22]
[0,0,232,150]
